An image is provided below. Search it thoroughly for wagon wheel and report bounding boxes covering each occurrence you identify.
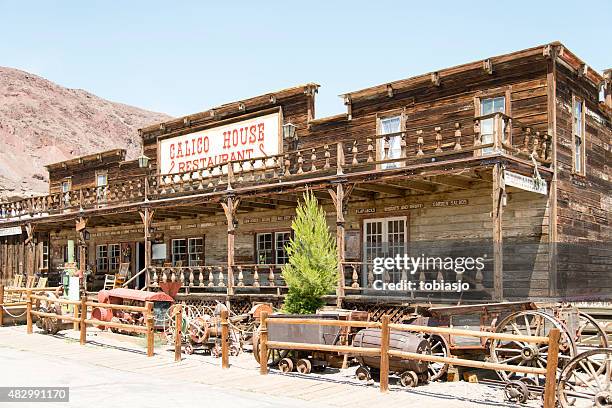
[163,304,190,344]
[557,348,612,408]
[490,310,577,385]
[425,334,450,381]
[252,330,289,366]
[504,380,529,404]
[576,312,609,350]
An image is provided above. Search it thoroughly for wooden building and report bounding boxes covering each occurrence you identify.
[1,42,610,316]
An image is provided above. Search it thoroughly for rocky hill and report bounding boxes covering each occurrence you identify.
[0,67,171,200]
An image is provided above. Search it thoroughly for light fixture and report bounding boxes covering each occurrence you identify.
[282,123,297,140]
[138,146,150,169]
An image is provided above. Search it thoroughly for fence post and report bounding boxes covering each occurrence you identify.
[221,309,229,369]
[174,304,182,362]
[26,290,32,334]
[73,302,79,331]
[0,285,4,327]
[259,311,268,375]
[543,328,561,408]
[145,301,154,357]
[380,314,390,393]
[79,295,87,345]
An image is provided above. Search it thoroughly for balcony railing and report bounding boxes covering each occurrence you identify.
[0,113,551,222]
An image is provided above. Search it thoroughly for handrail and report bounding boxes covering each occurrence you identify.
[122,267,147,288]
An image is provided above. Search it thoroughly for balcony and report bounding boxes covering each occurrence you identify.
[0,113,551,223]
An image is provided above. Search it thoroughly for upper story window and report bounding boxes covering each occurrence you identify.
[379,116,402,169]
[96,172,108,187]
[480,96,506,154]
[572,96,586,176]
[61,178,71,193]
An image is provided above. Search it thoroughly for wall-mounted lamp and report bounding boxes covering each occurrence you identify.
[138,146,150,169]
[282,123,297,140]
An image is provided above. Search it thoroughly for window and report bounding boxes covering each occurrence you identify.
[61,178,71,193]
[188,237,204,266]
[572,96,586,175]
[256,233,274,264]
[96,172,108,187]
[172,239,187,266]
[96,245,109,272]
[379,116,402,169]
[41,241,49,270]
[109,244,120,271]
[363,217,407,284]
[275,232,291,264]
[480,96,506,154]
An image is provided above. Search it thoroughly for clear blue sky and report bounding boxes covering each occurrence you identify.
[1,1,610,119]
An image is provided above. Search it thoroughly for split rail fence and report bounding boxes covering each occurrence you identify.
[258,312,561,408]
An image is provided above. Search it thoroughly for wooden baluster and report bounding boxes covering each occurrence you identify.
[367,267,374,287]
[152,268,158,285]
[284,155,291,176]
[351,140,359,165]
[268,266,276,287]
[309,149,317,172]
[237,161,244,183]
[351,265,360,288]
[435,126,443,153]
[454,123,462,150]
[253,266,260,287]
[189,269,194,287]
[271,156,278,178]
[171,269,176,282]
[383,136,390,160]
[198,268,204,287]
[296,151,304,174]
[416,130,424,156]
[217,165,225,186]
[473,120,481,147]
[208,267,215,287]
[323,145,330,169]
[367,138,374,162]
[475,265,484,291]
[532,132,541,159]
[162,269,168,283]
[179,269,185,285]
[237,266,244,287]
[218,266,225,287]
[522,127,532,153]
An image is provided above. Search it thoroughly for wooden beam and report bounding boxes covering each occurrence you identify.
[387,179,437,193]
[492,164,504,301]
[221,196,240,296]
[427,175,473,190]
[139,208,154,288]
[358,183,408,196]
[328,183,346,307]
[547,47,559,297]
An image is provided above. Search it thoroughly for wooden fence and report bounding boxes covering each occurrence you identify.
[0,286,60,326]
[258,312,561,408]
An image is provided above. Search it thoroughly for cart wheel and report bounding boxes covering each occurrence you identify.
[296,358,312,374]
[356,366,371,382]
[252,330,289,366]
[504,380,529,404]
[400,371,419,388]
[576,312,609,349]
[557,348,612,408]
[278,358,294,373]
[184,344,194,355]
[518,377,539,399]
[425,334,450,381]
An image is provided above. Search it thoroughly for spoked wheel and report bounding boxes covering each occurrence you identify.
[576,312,609,350]
[355,366,371,382]
[252,330,289,366]
[504,380,529,404]
[557,348,612,408]
[400,371,419,388]
[425,334,450,381]
[490,310,577,385]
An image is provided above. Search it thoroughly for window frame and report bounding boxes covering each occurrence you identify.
[96,171,108,187]
[171,239,188,266]
[255,231,292,265]
[187,237,205,266]
[572,95,586,176]
[108,243,120,272]
[96,244,109,273]
[474,88,511,156]
[61,177,72,193]
[41,240,49,270]
[376,109,406,170]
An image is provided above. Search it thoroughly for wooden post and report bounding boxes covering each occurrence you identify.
[145,301,154,357]
[543,328,561,408]
[80,295,87,345]
[25,224,35,277]
[379,314,390,393]
[492,163,504,301]
[329,183,351,307]
[26,290,32,334]
[546,48,559,297]
[139,208,154,289]
[221,309,229,369]
[73,303,79,331]
[174,304,182,362]
[221,197,240,297]
[0,285,4,327]
[259,312,268,375]
[336,141,345,175]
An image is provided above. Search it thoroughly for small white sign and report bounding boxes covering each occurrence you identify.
[0,226,22,237]
[504,170,547,195]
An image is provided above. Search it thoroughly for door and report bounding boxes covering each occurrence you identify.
[363,217,407,285]
[136,242,145,289]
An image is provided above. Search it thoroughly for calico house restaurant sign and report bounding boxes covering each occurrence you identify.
[159,112,281,174]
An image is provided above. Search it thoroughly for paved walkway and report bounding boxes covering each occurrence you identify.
[0,325,524,407]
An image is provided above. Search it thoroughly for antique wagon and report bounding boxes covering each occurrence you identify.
[92,288,174,330]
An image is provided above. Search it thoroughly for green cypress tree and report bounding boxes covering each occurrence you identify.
[282,189,338,314]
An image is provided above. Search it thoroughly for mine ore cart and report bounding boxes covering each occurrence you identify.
[253,309,369,374]
[92,288,174,331]
[34,287,76,335]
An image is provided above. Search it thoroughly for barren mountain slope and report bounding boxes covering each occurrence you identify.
[0,67,171,199]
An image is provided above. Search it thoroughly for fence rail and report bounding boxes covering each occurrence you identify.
[258,312,561,407]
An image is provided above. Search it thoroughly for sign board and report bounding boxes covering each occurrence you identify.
[0,226,22,237]
[152,243,167,260]
[159,112,281,174]
[504,170,547,195]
